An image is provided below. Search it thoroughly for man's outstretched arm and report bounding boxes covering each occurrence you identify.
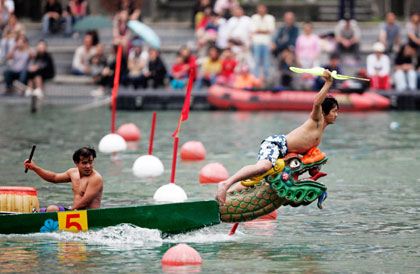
[24,160,71,183]
[311,70,333,121]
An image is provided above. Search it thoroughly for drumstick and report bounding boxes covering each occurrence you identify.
[25,145,36,173]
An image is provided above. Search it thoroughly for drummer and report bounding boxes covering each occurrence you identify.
[24,147,103,212]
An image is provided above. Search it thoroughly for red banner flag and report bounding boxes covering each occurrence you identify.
[172,68,194,137]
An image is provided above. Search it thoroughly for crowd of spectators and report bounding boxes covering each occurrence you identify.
[3,0,420,98]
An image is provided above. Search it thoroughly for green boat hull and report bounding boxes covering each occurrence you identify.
[0,200,220,235]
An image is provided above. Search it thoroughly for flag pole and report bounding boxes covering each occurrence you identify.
[111,45,123,134]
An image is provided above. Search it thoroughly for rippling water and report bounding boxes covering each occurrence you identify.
[0,104,419,273]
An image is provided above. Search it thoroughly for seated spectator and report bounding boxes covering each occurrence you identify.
[251,4,275,80]
[295,22,321,89]
[313,53,342,90]
[89,43,107,85]
[197,46,222,88]
[66,0,89,35]
[192,0,213,29]
[113,10,131,53]
[216,47,237,86]
[0,0,14,30]
[25,40,55,98]
[233,64,261,90]
[379,12,400,55]
[3,35,32,95]
[42,0,71,36]
[278,46,297,89]
[170,55,189,90]
[71,33,96,75]
[91,44,128,97]
[406,12,420,55]
[366,42,391,90]
[334,14,361,60]
[142,48,167,89]
[394,44,417,92]
[179,46,198,78]
[0,14,25,62]
[127,39,148,89]
[271,11,299,57]
[197,11,220,50]
[118,0,141,21]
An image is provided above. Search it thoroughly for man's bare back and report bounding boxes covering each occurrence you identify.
[24,147,103,211]
[216,70,338,205]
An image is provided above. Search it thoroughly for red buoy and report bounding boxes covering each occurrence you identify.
[161,243,202,266]
[199,162,229,184]
[117,123,141,142]
[180,141,206,161]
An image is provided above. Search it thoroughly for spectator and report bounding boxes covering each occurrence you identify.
[66,0,89,35]
[233,64,261,90]
[334,14,361,60]
[170,54,189,90]
[142,48,167,89]
[71,33,96,75]
[272,11,299,57]
[118,0,141,21]
[406,12,420,54]
[0,14,25,62]
[314,53,342,90]
[191,0,214,29]
[179,46,197,78]
[91,44,128,97]
[0,0,14,30]
[379,12,400,55]
[25,40,55,98]
[278,46,297,89]
[89,43,107,85]
[127,39,148,89]
[394,44,417,92]
[197,11,220,54]
[225,5,252,65]
[214,0,237,19]
[113,10,131,53]
[197,46,222,88]
[3,35,32,95]
[42,0,71,36]
[216,47,237,86]
[251,4,275,80]
[366,42,391,90]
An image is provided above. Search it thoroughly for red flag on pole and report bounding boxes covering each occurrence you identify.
[172,68,194,137]
[111,45,122,133]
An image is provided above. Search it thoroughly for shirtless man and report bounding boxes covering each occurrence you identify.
[24,147,103,212]
[216,70,338,205]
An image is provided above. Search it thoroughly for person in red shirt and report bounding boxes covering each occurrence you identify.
[216,47,237,86]
[170,55,189,90]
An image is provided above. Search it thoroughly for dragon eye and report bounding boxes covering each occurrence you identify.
[289,159,301,168]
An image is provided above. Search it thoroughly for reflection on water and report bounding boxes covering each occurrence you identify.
[0,106,420,272]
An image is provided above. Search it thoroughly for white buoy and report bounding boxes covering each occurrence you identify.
[98,133,127,153]
[132,155,164,178]
[153,183,188,202]
[390,121,399,130]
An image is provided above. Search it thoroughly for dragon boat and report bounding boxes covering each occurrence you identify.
[207,85,390,111]
[0,148,329,235]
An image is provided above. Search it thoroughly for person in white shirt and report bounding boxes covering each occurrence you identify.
[0,0,14,29]
[366,42,391,90]
[225,5,252,65]
[214,0,237,18]
[251,4,275,79]
[71,33,97,75]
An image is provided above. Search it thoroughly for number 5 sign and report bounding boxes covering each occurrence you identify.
[58,211,89,232]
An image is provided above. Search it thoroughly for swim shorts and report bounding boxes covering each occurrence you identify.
[257,135,288,166]
[39,206,71,212]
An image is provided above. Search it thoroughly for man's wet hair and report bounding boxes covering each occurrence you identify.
[73,147,96,163]
[322,96,339,115]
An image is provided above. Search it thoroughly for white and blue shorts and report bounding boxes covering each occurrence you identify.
[257,135,288,166]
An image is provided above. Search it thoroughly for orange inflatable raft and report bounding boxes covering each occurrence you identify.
[207,85,390,111]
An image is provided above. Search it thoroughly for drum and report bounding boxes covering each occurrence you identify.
[0,186,40,213]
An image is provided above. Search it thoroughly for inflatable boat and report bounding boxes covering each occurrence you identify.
[207,85,390,111]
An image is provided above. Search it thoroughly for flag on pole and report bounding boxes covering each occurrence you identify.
[172,68,194,137]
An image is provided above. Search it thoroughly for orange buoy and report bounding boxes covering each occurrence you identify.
[161,243,202,266]
[199,162,229,184]
[0,186,40,213]
[117,123,141,142]
[180,141,206,161]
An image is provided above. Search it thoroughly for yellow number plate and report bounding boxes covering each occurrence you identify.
[58,211,89,232]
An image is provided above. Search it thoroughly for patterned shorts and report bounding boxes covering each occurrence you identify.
[257,135,288,166]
